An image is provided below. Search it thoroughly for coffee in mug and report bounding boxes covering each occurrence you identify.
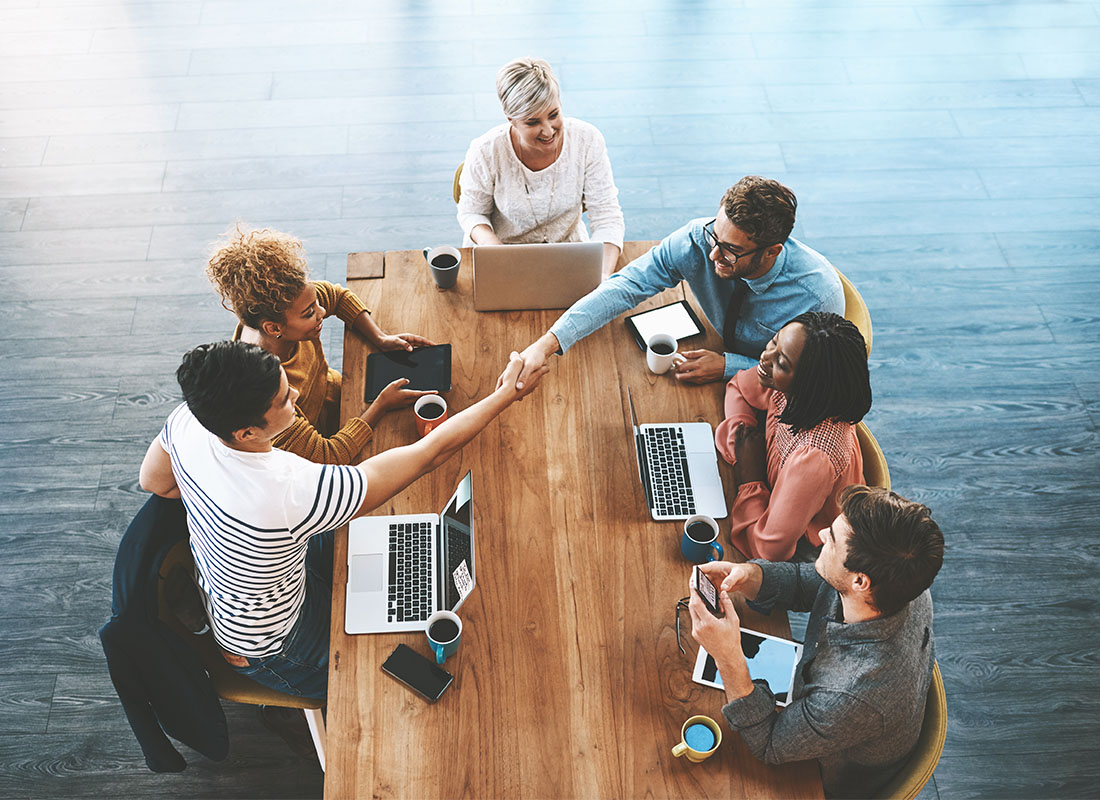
[425,610,463,664]
[646,332,685,375]
[686,521,714,543]
[414,396,448,437]
[422,246,462,290]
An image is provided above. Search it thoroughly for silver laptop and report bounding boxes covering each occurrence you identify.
[627,389,727,521]
[472,241,603,311]
[345,471,475,634]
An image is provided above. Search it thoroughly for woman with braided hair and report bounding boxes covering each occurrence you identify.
[715,311,871,561]
[207,225,436,465]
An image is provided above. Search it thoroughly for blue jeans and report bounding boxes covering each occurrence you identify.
[231,530,334,701]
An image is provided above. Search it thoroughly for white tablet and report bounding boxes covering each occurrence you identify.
[624,300,705,350]
[693,628,804,707]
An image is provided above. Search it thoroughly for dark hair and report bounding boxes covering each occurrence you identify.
[779,311,871,434]
[841,485,945,617]
[176,341,283,442]
[721,176,797,246]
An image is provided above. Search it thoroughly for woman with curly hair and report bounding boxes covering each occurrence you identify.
[714,311,872,561]
[207,225,435,464]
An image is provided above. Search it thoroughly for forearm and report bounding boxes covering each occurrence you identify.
[715,651,756,704]
[421,389,511,470]
[351,309,385,346]
[601,242,621,277]
[470,224,502,245]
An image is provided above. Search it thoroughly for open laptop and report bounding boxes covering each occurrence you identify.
[472,241,603,311]
[345,471,474,634]
[626,389,727,521]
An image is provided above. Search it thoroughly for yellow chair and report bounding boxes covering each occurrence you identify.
[453,162,463,204]
[878,661,947,799]
[836,267,872,356]
[856,421,890,491]
[157,541,327,771]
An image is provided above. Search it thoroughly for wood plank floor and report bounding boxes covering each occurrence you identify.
[1,1,1097,798]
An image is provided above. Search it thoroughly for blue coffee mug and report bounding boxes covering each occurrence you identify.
[681,515,723,563]
[426,610,462,664]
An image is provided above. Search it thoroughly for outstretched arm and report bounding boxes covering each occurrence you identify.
[354,353,548,516]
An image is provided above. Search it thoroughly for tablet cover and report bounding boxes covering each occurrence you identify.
[625,300,705,350]
[365,344,452,402]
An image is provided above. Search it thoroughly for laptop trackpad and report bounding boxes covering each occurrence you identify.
[349,554,384,593]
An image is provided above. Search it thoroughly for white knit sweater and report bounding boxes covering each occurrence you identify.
[457,117,625,248]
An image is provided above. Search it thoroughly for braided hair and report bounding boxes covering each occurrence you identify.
[778,311,871,434]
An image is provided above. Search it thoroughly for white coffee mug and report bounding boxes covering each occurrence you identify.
[646,333,686,375]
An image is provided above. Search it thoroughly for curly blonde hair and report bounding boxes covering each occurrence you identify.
[206,225,311,329]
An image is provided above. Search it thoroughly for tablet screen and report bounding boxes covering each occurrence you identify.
[625,301,704,350]
[365,344,452,402]
[692,629,803,707]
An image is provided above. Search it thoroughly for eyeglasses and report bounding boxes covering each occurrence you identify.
[675,596,691,655]
[703,218,769,265]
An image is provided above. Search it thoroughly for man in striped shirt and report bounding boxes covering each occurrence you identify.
[140,340,545,699]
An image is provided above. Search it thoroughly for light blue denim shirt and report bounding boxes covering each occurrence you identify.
[549,218,844,379]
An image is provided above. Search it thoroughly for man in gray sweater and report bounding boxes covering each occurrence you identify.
[689,485,945,799]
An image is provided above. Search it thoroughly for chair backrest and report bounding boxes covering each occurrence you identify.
[856,421,891,490]
[453,162,463,204]
[878,661,947,799]
[157,541,322,710]
[836,267,872,356]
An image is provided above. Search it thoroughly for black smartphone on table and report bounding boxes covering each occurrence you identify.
[381,643,454,702]
[693,565,724,617]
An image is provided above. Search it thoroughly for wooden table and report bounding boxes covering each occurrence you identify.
[326,243,823,799]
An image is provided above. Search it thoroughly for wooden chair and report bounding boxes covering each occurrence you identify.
[878,661,947,799]
[856,421,890,490]
[157,541,327,771]
[836,267,872,356]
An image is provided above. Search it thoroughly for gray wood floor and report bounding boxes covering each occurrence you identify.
[2,1,1098,798]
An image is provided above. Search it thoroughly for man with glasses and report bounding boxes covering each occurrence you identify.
[508,176,843,388]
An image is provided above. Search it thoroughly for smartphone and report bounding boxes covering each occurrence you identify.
[381,643,454,702]
[693,565,723,617]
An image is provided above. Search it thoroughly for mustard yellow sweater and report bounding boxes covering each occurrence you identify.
[234,281,373,465]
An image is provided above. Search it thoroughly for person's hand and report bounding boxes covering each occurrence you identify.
[361,379,437,427]
[688,587,743,664]
[496,351,549,401]
[499,333,559,391]
[674,349,726,384]
[375,332,435,352]
[732,423,766,485]
[700,560,762,597]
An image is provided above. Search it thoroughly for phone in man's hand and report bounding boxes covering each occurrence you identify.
[693,565,724,617]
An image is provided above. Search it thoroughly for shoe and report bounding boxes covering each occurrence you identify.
[257,705,320,762]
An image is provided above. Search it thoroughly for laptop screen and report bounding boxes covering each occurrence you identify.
[439,471,474,612]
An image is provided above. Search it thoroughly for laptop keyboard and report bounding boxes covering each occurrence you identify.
[387,521,433,623]
[644,427,696,517]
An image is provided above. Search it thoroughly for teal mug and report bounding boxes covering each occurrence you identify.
[426,610,462,664]
[681,514,723,563]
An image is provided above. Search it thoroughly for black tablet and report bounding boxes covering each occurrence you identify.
[624,300,705,350]
[364,344,451,402]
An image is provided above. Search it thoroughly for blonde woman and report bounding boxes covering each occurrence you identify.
[207,226,435,465]
[457,57,625,277]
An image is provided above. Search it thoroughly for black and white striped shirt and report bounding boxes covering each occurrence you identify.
[161,403,366,658]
